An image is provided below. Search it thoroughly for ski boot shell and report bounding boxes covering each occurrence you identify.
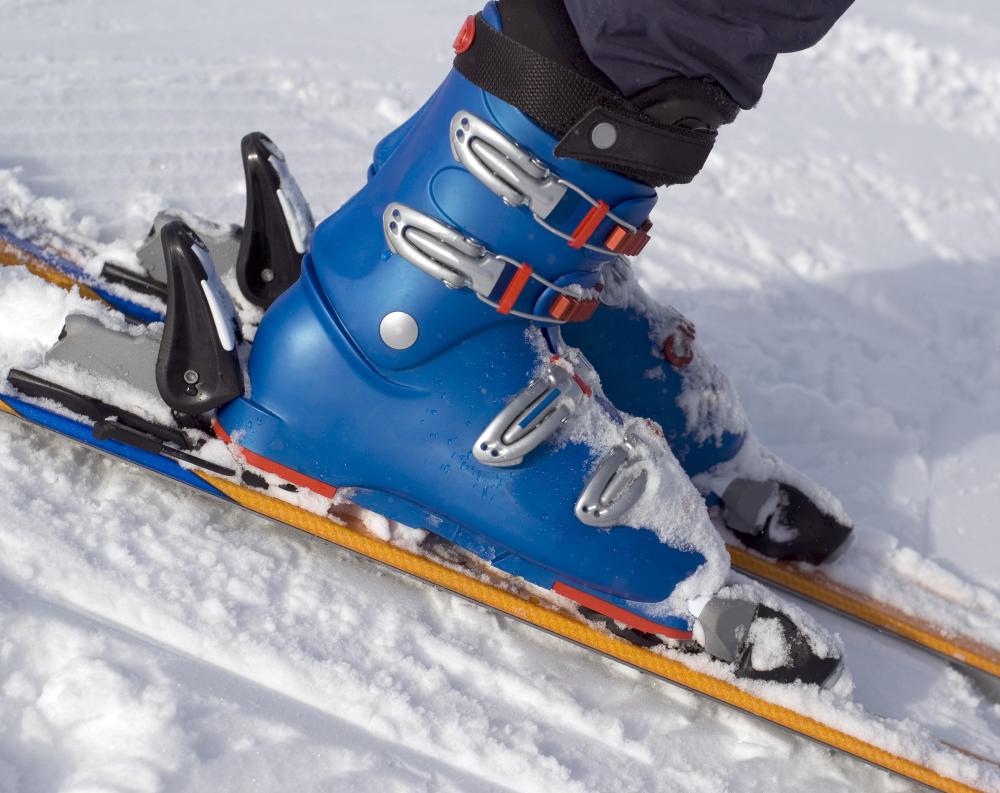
[217,8,722,636]
[563,259,747,479]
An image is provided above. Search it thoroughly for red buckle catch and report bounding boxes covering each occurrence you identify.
[548,294,600,323]
[549,355,592,397]
[605,219,653,256]
[453,15,476,54]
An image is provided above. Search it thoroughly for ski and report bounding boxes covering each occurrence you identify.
[726,543,1000,681]
[0,219,162,322]
[0,387,996,793]
[3,213,999,684]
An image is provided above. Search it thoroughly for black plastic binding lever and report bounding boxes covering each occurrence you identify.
[7,368,192,450]
[155,221,243,415]
[100,260,168,302]
[235,132,315,308]
[93,419,236,477]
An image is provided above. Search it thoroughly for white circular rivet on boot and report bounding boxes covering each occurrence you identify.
[380,311,419,350]
[591,122,618,150]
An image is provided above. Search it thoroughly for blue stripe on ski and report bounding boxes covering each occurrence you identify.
[2,394,228,499]
[0,223,163,324]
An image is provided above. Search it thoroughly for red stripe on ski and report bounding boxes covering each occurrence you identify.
[212,418,337,499]
[553,581,693,641]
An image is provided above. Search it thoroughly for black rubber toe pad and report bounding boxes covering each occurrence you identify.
[728,483,854,565]
[735,605,842,687]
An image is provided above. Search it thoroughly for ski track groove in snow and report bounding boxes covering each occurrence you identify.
[1,0,999,791]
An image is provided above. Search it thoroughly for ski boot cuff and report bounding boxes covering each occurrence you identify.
[453,8,739,187]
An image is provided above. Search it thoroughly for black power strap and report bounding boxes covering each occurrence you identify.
[453,14,716,186]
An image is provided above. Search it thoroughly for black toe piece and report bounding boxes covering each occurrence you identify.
[734,604,842,687]
[726,482,853,565]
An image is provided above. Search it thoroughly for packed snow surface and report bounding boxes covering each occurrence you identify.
[2,0,1000,792]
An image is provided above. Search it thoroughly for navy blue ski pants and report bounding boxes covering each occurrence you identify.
[563,0,857,108]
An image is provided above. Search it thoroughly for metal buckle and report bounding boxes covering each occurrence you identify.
[450,111,642,256]
[384,203,598,325]
[383,203,505,294]
[474,360,589,467]
[575,435,650,527]
[450,112,567,218]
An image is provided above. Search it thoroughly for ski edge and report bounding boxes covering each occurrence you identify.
[728,544,1000,679]
[0,394,990,793]
[205,469,990,793]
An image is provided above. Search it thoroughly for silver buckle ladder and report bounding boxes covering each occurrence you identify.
[383,203,598,324]
[473,356,593,467]
[575,434,651,527]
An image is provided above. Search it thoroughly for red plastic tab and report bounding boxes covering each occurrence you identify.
[548,294,600,323]
[497,263,534,315]
[212,418,337,499]
[605,218,653,256]
[571,373,593,397]
[553,581,693,640]
[453,15,476,54]
[662,319,696,369]
[604,226,630,252]
[569,201,610,249]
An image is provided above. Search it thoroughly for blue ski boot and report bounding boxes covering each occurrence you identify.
[211,1,841,685]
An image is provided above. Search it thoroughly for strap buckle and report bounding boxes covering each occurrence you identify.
[575,434,650,527]
[474,356,592,467]
[384,203,503,292]
[384,203,601,324]
[451,112,567,217]
[450,111,652,256]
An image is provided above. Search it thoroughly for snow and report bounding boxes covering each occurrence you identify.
[2,0,1000,791]
[747,618,791,671]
